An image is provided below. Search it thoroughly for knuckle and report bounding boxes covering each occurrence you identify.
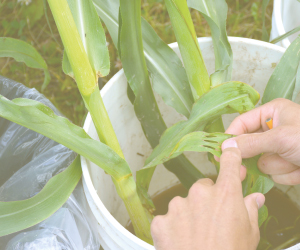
[221,149,241,160]
[150,216,164,235]
[273,98,292,108]
[196,177,214,186]
[168,196,184,213]
[188,182,206,198]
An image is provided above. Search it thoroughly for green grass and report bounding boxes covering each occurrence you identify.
[0,0,273,125]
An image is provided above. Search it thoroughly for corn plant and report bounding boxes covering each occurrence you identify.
[1,0,300,245]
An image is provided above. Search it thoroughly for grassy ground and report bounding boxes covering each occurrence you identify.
[0,0,273,126]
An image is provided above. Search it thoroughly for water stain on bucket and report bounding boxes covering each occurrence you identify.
[126,184,300,249]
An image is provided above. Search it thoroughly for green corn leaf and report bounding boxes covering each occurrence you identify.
[137,81,260,209]
[0,37,50,91]
[0,156,81,237]
[143,82,259,171]
[270,25,300,44]
[164,0,210,99]
[262,36,300,103]
[93,0,193,117]
[142,19,194,117]
[251,175,274,194]
[0,95,152,242]
[262,0,271,42]
[187,0,233,86]
[93,0,119,47]
[0,96,132,180]
[62,0,110,78]
[187,0,230,164]
[118,0,204,191]
[292,61,300,101]
[258,205,268,227]
[138,130,271,224]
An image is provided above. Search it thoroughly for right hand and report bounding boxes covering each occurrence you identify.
[223,98,300,185]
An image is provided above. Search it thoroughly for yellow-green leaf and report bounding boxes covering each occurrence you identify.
[0,37,50,91]
[0,156,81,237]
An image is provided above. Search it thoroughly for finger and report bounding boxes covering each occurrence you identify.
[217,140,242,189]
[225,101,277,135]
[233,127,291,158]
[151,215,169,248]
[240,165,247,181]
[258,153,299,175]
[272,168,300,185]
[244,193,265,229]
[195,178,214,186]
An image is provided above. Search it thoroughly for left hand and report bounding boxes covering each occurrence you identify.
[151,140,265,250]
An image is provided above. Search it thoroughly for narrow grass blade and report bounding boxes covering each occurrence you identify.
[263,36,300,103]
[187,0,233,86]
[0,37,50,91]
[270,26,300,44]
[164,0,210,99]
[0,156,82,237]
[62,0,110,78]
[0,96,131,180]
[292,61,300,101]
[262,0,271,41]
[93,0,193,117]
[43,0,60,45]
[137,81,260,209]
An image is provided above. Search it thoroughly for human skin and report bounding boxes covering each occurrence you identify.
[151,98,300,249]
[225,98,300,185]
[151,140,265,250]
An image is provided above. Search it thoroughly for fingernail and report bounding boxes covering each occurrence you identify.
[222,138,238,150]
[256,194,265,209]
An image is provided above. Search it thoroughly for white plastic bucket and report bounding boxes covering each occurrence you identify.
[270,0,300,48]
[81,37,300,249]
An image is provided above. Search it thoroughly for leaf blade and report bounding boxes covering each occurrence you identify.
[0,96,132,180]
[118,0,205,191]
[292,61,300,101]
[270,26,300,45]
[63,0,110,78]
[137,81,260,208]
[0,156,81,237]
[187,0,233,86]
[164,0,210,99]
[262,36,300,103]
[93,0,194,117]
[0,37,50,90]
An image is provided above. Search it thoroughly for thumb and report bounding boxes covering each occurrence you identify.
[233,127,285,158]
[244,193,265,228]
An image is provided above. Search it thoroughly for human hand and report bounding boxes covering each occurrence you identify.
[224,98,300,185]
[151,142,265,250]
